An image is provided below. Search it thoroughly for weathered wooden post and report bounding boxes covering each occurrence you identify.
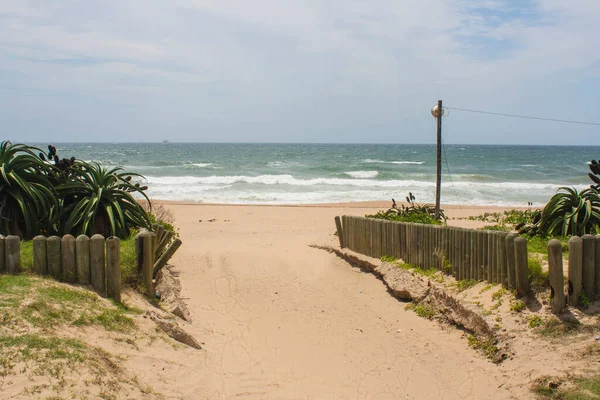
[155,225,166,245]
[47,236,61,279]
[488,232,496,283]
[469,229,476,279]
[596,234,600,299]
[33,236,47,275]
[106,237,121,302]
[153,238,182,277]
[505,233,517,289]
[0,236,4,273]
[138,231,154,296]
[5,235,20,274]
[76,235,91,284]
[90,235,106,295]
[334,216,344,248]
[568,236,583,306]
[514,237,530,297]
[498,232,507,287]
[150,231,157,263]
[548,239,566,314]
[582,234,595,301]
[61,235,76,282]
[480,230,488,281]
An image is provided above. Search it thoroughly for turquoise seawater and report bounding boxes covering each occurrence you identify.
[37,143,600,206]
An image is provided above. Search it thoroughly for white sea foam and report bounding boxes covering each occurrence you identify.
[362,159,425,165]
[143,173,588,206]
[191,163,213,168]
[344,171,379,179]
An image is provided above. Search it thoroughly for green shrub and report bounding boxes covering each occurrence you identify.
[0,141,57,239]
[522,187,600,237]
[528,257,548,288]
[56,162,152,238]
[510,300,526,312]
[366,193,445,225]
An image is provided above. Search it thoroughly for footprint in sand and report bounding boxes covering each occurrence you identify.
[214,276,231,299]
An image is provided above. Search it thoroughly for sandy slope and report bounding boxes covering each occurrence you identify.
[161,202,516,399]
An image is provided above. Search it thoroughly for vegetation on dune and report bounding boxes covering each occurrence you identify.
[367,193,445,225]
[0,141,57,239]
[519,160,600,237]
[56,162,151,238]
[0,141,157,239]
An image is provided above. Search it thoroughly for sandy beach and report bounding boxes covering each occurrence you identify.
[159,201,518,399]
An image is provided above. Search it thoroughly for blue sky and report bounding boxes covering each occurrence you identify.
[0,0,598,144]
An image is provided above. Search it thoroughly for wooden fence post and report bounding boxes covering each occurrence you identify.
[497,232,507,286]
[480,230,488,281]
[548,239,565,314]
[505,233,517,289]
[153,238,182,277]
[61,235,76,283]
[90,235,106,295]
[47,236,61,279]
[33,236,47,275]
[106,237,121,302]
[138,231,154,295]
[582,234,595,301]
[334,217,344,248]
[514,237,530,297]
[596,234,600,299]
[568,236,583,307]
[0,236,4,273]
[487,232,493,282]
[5,235,20,274]
[76,235,91,284]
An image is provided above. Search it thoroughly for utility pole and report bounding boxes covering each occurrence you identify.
[434,100,442,219]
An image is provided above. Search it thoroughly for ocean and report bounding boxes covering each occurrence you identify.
[39,143,599,207]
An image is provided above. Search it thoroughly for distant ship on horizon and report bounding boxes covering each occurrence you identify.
[162,140,169,144]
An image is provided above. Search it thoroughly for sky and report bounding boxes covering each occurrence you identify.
[0,0,599,144]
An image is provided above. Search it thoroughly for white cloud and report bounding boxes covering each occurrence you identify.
[0,0,598,143]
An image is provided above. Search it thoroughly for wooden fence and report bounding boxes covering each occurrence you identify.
[0,234,121,302]
[335,216,599,313]
[134,226,182,297]
[0,224,182,303]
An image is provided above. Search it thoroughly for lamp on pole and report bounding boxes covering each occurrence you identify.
[431,100,445,220]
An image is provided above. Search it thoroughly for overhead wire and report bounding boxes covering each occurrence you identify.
[444,106,600,126]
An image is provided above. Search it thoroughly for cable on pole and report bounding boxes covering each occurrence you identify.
[445,106,600,126]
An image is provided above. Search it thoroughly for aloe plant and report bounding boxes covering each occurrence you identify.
[56,162,152,238]
[0,141,57,238]
[524,187,600,236]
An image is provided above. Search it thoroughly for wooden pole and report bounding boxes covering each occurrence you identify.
[90,234,106,295]
[0,236,5,273]
[568,236,583,306]
[61,234,76,282]
[33,235,47,275]
[498,232,507,287]
[505,233,517,289]
[5,235,20,274]
[595,234,600,299]
[106,237,121,302]
[139,231,154,296]
[514,237,530,297]
[76,235,91,285]
[334,217,344,248]
[548,239,565,314]
[582,234,595,300]
[46,236,61,279]
[435,100,442,220]
[153,238,182,277]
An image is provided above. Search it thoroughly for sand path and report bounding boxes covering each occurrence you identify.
[167,204,513,399]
